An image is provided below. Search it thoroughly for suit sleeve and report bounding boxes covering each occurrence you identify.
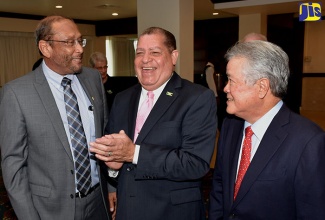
[0,85,40,220]
[208,118,228,220]
[295,131,325,219]
[136,88,218,181]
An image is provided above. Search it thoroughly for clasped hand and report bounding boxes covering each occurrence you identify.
[90,130,135,170]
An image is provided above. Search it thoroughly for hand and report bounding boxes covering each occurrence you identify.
[90,130,135,169]
[108,192,117,220]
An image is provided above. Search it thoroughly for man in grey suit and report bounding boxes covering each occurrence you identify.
[0,16,110,220]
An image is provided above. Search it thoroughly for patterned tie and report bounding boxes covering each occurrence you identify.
[61,77,92,195]
[134,91,154,142]
[234,126,254,200]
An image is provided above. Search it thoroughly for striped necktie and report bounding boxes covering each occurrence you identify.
[61,77,92,195]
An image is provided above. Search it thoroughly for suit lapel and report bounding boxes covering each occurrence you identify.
[233,105,290,207]
[228,119,245,202]
[33,67,73,161]
[129,85,142,141]
[135,73,180,144]
[76,73,102,138]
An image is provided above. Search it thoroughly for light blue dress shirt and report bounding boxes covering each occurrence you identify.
[42,61,99,192]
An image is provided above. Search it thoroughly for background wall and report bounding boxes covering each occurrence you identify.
[0,15,324,130]
[300,20,325,130]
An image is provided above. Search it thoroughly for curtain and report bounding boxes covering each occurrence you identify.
[0,31,40,87]
[106,37,136,76]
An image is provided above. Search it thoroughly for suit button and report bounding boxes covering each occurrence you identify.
[126,167,131,171]
[70,170,74,174]
[229,213,236,219]
[70,194,74,199]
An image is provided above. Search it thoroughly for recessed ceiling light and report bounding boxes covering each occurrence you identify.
[213,12,219,16]
[56,5,63,9]
[112,13,118,16]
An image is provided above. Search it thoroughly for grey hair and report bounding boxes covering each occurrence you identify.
[225,40,290,98]
[89,52,107,67]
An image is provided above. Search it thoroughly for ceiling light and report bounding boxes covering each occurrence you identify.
[213,12,219,15]
[112,13,118,16]
[55,5,63,9]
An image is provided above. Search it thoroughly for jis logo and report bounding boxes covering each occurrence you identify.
[299,2,322,21]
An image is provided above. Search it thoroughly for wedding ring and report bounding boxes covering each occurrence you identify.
[108,151,112,157]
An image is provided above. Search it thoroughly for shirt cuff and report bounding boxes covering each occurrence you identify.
[133,144,140,164]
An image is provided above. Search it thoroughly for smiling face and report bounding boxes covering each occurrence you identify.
[134,33,178,91]
[224,57,263,123]
[39,19,83,75]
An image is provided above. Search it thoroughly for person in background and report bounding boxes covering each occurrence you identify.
[32,57,43,70]
[205,62,218,100]
[209,40,325,220]
[89,52,114,113]
[241,32,267,42]
[0,15,111,220]
[89,26,218,220]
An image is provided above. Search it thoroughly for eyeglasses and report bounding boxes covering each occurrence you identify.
[45,39,87,47]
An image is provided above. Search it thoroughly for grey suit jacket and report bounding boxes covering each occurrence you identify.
[0,66,109,220]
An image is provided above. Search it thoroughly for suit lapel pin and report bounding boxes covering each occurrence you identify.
[166,91,173,97]
[92,97,95,101]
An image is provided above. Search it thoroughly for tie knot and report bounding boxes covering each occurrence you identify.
[61,77,72,88]
[245,126,254,138]
[147,91,154,99]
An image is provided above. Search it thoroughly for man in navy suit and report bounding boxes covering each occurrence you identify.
[209,40,325,219]
[90,27,218,220]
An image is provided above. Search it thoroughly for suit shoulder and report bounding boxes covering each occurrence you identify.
[289,111,324,134]
[180,78,214,98]
[4,70,36,87]
[81,67,100,78]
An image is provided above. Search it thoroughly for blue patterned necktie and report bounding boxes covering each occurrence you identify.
[61,77,92,195]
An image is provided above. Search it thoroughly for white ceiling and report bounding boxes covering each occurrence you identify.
[0,0,323,21]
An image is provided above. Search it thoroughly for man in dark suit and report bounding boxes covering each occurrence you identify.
[209,40,325,219]
[0,16,110,220]
[89,27,218,220]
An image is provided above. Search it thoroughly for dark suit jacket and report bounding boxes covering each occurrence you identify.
[109,73,218,220]
[103,75,138,113]
[209,104,325,220]
[0,66,110,220]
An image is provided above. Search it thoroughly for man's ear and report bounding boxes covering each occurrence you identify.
[39,40,52,58]
[171,50,178,66]
[258,78,270,99]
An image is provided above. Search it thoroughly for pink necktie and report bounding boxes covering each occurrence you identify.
[134,91,154,142]
[234,126,254,200]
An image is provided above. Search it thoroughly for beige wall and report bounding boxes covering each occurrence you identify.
[301,20,325,130]
[303,20,325,73]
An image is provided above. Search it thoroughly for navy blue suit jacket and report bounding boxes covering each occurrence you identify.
[109,73,218,220]
[209,104,325,220]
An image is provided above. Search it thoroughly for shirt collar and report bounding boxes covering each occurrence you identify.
[245,100,283,141]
